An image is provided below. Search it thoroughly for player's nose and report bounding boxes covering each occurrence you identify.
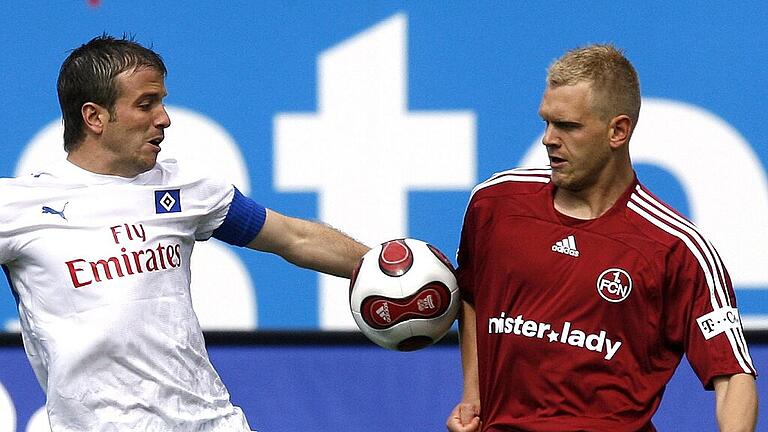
[155,105,171,129]
[541,124,558,147]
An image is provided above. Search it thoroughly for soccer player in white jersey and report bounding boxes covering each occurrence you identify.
[0,35,369,431]
[446,45,758,431]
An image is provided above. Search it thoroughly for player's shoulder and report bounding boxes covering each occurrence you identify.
[0,176,23,188]
[469,166,551,202]
[0,174,42,199]
[623,181,713,252]
[0,174,48,223]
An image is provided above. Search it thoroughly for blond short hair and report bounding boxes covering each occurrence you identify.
[547,44,641,125]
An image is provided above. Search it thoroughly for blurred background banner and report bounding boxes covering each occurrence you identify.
[1,1,765,332]
[1,2,766,431]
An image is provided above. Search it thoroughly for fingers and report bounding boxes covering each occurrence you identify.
[459,402,480,425]
[446,404,461,431]
[465,416,481,431]
[447,403,481,432]
[447,417,481,432]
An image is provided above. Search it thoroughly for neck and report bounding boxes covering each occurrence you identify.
[553,168,635,220]
[66,142,138,178]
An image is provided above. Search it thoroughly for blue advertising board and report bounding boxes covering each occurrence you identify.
[1,1,765,332]
[1,342,767,431]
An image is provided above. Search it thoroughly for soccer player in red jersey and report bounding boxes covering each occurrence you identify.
[446,45,758,432]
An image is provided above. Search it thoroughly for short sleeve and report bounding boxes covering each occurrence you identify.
[668,241,757,389]
[193,178,237,241]
[456,199,477,305]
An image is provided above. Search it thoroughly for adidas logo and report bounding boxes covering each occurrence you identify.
[552,235,580,257]
[375,303,392,323]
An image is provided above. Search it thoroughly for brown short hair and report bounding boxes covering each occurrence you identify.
[547,44,640,125]
[57,34,167,152]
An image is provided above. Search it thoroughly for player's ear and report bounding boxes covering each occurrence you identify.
[608,115,632,150]
[82,102,108,135]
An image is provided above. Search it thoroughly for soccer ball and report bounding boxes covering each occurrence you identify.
[349,238,460,351]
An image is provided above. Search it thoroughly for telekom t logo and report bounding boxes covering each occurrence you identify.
[274,14,476,329]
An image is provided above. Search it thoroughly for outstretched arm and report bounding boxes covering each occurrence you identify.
[447,300,481,432]
[246,208,369,278]
[713,373,758,432]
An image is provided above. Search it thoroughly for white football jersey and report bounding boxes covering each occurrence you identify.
[0,159,253,431]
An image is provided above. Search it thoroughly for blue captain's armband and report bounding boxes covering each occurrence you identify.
[212,187,267,246]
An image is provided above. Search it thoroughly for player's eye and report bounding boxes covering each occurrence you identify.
[555,121,579,130]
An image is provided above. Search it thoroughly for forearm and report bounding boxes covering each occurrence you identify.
[445,301,482,431]
[247,209,369,278]
[714,373,758,432]
[281,219,369,278]
[459,300,480,403]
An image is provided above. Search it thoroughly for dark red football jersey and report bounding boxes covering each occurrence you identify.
[457,167,756,432]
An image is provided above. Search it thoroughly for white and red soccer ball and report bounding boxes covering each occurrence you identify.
[349,238,460,351]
